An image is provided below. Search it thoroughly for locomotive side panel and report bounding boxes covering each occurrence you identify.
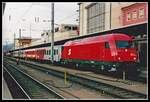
[62,43,105,61]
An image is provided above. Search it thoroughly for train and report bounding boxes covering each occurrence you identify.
[7,33,139,75]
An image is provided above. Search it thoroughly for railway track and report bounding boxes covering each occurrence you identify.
[5,56,146,83]
[4,57,147,99]
[3,61,64,99]
[3,67,30,99]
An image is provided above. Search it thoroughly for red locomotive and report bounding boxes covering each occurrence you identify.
[61,33,138,73]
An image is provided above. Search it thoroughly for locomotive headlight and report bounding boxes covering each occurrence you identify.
[113,64,116,67]
[125,49,128,52]
[130,53,136,56]
[118,57,120,60]
[133,57,136,60]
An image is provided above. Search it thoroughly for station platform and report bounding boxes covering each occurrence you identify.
[139,70,147,78]
[3,78,12,99]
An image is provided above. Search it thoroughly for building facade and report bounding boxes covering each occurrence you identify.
[15,37,32,49]
[79,2,148,36]
[15,37,40,49]
[122,3,147,26]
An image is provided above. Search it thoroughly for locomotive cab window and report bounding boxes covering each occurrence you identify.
[105,42,110,48]
[116,40,133,48]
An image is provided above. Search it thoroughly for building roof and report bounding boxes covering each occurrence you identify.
[121,3,146,10]
[15,37,32,40]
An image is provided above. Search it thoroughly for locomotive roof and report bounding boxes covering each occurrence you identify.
[64,33,132,46]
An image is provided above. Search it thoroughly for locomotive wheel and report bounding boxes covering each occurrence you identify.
[100,65,105,71]
[76,64,79,68]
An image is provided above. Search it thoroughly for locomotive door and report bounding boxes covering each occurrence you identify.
[104,42,111,61]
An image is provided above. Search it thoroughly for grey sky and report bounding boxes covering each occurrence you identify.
[2,2,79,45]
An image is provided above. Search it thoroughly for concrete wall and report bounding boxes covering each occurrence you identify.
[105,2,111,30]
[53,30,78,41]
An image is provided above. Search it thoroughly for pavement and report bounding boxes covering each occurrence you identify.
[3,78,12,99]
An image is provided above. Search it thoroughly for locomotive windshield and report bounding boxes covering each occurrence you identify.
[116,40,133,48]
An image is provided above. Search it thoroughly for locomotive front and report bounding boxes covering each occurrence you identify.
[111,34,139,75]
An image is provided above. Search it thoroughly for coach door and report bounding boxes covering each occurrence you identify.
[54,48,59,62]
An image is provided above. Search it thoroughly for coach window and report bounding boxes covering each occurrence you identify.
[47,50,49,55]
[53,50,55,55]
[50,50,51,55]
[105,42,110,48]
[47,50,48,55]
[56,49,58,55]
[55,50,57,55]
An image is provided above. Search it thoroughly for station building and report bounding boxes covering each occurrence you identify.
[40,24,79,44]
[78,2,148,69]
[15,37,40,49]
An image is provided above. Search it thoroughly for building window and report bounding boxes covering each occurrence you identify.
[127,12,132,21]
[87,3,105,34]
[132,10,137,20]
[139,8,144,18]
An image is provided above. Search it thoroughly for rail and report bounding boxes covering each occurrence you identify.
[3,61,64,99]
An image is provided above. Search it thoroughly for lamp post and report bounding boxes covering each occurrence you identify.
[18,28,21,64]
[30,23,31,38]
[51,2,54,64]
[14,33,16,50]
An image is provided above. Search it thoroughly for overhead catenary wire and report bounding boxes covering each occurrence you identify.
[5,3,34,39]
[6,3,78,34]
[4,3,79,45]
[14,3,33,32]
[56,12,78,24]
[8,3,51,37]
